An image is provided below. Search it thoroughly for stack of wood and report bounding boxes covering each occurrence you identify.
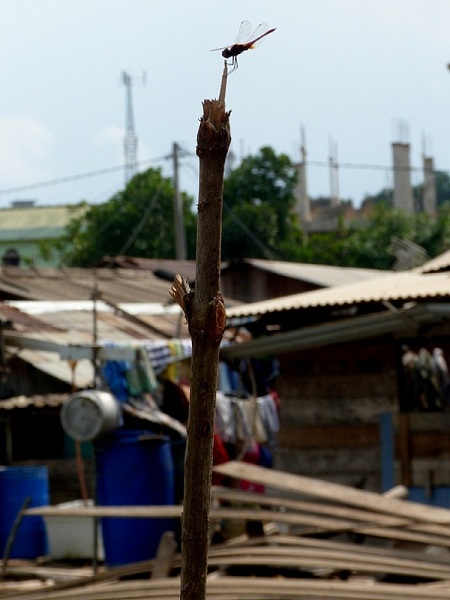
[4,461,450,599]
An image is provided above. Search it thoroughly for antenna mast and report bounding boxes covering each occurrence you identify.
[122,71,144,185]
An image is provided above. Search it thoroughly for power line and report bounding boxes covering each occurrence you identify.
[116,185,163,257]
[305,160,450,175]
[223,201,276,260]
[0,154,448,200]
[0,155,169,197]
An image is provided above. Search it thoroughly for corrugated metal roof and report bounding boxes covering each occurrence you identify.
[222,302,450,358]
[95,257,198,282]
[234,259,389,287]
[14,345,95,387]
[417,249,450,274]
[0,394,66,410]
[96,257,387,290]
[1,301,189,340]
[226,271,450,318]
[0,266,178,303]
[0,301,191,386]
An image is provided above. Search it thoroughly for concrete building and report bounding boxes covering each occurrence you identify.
[0,202,85,267]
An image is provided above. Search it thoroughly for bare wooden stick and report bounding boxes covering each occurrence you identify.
[219,61,228,104]
[177,91,230,599]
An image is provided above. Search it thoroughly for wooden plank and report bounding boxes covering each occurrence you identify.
[7,577,450,600]
[266,535,450,567]
[229,534,450,569]
[407,413,450,433]
[151,531,176,579]
[26,505,183,518]
[210,535,450,579]
[207,545,450,579]
[26,504,450,548]
[0,558,155,597]
[278,423,379,449]
[211,486,450,545]
[213,461,450,524]
[408,433,450,457]
[211,486,409,527]
[26,505,363,530]
[207,552,449,581]
[33,503,445,546]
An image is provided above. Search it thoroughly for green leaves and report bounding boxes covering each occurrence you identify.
[222,146,298,260]
[59,168,196,266]
[57,149,450,271]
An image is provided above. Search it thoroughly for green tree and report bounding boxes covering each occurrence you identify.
[340,204,420,269]
[418,203,450,258]
[436,171,450,207]
[58,168,196,267]
[222,146,300,260]
[293,227,349,266]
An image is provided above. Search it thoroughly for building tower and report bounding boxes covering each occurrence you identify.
[392,121,414,213]
[294,127,311,224]
[122,71,139,185]
[392,142,414,213]
[328,135,340,207]
[422,155,437,216]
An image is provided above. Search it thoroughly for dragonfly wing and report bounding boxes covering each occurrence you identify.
[211,21,252,52]
[236,20,252,43]
[211,22,274,53]
[246,23,271,48]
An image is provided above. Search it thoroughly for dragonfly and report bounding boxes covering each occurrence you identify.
[211,21,276,73]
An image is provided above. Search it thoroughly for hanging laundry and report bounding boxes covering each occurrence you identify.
[135,346,158,392]
[432,347,450,406]
[101,360,129,403]
[416,347,442,411]
[257,394,280,449]
[215,392,236,444]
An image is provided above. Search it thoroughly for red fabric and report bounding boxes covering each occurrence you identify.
[212,433,229,485]
[239,442,264,493]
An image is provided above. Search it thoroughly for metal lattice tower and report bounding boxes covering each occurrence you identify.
[122,71,138,185]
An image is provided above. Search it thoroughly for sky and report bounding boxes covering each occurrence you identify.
[0,0,449,209]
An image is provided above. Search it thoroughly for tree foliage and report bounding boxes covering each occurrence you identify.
[57,149,450,271]
[222,146,299,260]
[293,203,450,270]
[58,168,196,267]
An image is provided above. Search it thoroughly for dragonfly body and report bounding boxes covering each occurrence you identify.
[212,21,276,73]
[222,28,276,60]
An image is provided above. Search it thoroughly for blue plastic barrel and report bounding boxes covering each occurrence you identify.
[95,430,175,566]
[0,466,49,558]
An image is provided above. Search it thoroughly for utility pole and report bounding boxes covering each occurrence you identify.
[172,142,187,260]
[329,135,340,207]
[122,71,145,186]
[294,126,310,244]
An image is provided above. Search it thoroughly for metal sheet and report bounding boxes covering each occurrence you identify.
[226,272,450,318]
[221,303,450,358]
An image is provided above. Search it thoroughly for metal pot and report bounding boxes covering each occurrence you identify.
[60,390,122,442]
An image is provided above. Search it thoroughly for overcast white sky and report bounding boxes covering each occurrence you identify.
[0,0,449,209]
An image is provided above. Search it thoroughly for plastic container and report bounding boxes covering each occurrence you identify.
[95,430,175,566]
[0,466,49,558]
[44,500,104,560]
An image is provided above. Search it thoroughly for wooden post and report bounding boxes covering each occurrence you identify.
[171,63,230,600]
